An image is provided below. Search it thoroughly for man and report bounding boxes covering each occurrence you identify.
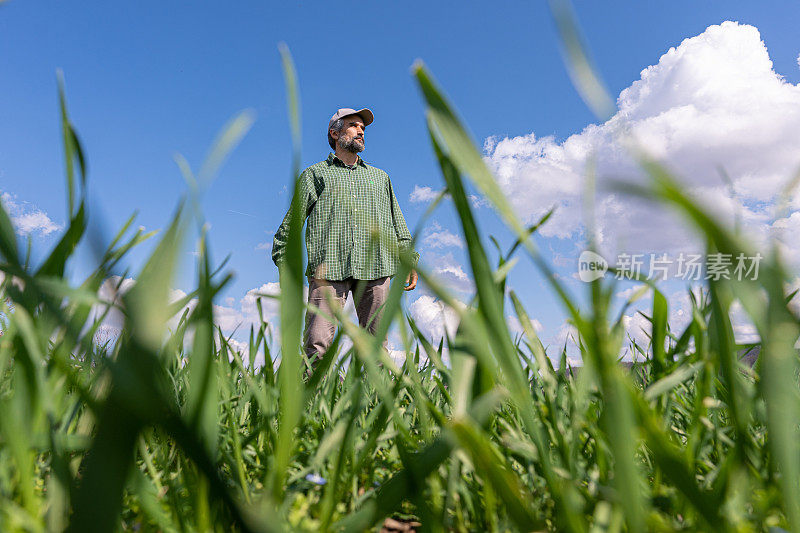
[271,108,418,369]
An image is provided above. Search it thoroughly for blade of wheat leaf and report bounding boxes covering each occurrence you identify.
[271,43,305,502]
[0,186,20,266]
[419,83,588,532]
[57,70,85,218]
[36,202,86,278]
[413,61,584,332]
[619,156,800,529]
[68,207,188,532]
[185,231,220,455]
[546,0,616,121]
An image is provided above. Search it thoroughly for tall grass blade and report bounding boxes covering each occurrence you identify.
[271,43,305,502]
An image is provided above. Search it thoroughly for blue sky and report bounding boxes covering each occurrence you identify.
[2,1,800,355]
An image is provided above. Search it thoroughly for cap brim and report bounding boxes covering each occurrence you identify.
[354,108,374,126]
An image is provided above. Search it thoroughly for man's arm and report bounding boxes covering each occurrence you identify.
[386,176,419,290]
[271,169,318,266]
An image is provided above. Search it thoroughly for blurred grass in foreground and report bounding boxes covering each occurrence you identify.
[1,33,800,533]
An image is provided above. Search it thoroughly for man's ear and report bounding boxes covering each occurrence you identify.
[329,128,339,141]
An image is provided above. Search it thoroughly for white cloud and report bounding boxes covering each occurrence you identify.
[239,281,317,325]
[548,322,580,356]
[386,341,410,366]
[225,337,249,356]
[409,185,446,203]
[483,22,800,267]
[729,300,759,344]
[771,212,800,267]
[615,284,651,302]
[469,195,486,209]
[507,315,544,337]
[255,231,274,252]
[213,303,245,332]
[90,276,135,336]
[240,282,282,324]
[408,295,463,343]
[613,284,771,359]
[620,312,655,354]
[13,212,60,235]
[422,221,464,249]
[423,251,474,293]
[1,192,61,236]
[89,277,286,343]
[86,275,417,364]
[409,188,483,209]
[222,337,267,368]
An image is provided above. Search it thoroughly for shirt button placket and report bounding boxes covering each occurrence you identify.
[350,167,358,273]
[351,167,358,239]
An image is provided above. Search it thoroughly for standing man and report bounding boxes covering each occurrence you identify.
[271,108,418,369]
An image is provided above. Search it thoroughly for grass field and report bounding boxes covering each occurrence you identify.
[1,42,800,533]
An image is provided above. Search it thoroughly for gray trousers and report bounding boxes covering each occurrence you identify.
[304,276,391,365]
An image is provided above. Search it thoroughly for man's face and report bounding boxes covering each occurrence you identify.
[332,115,366,153]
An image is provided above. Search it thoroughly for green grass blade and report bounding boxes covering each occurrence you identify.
[270,43,305,502]
[57,70,86,218]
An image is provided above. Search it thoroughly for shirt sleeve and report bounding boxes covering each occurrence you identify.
[271,168,318,267]
[387,175,419,268]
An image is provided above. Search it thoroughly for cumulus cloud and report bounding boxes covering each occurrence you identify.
[87,275,483,365]
[409,186,444,203]
[224,337,250,357]
[408,295,463,343]
[507,315,544,337]
[90,276,200,339]
[409,185,483,211]
[547,322,581,356]
[89,277,291,344]
[468,195,486,209]
[423,251,474,294]
[728,300,760,344]
[483,22,800,268]
[615,284,651,302]
[213,302,245,332]
[386,341,411,366]
[409,185,483,207]
[222,337,267,368]
[620,311,657,355]
[1,192,61,236]
[240,282,282,324]
[541,312,654,363]
[88,277,131,343]
[422,221,464,249]
[770,212,800,267]
[611,283,773,360]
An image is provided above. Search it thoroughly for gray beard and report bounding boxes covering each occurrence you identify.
[338,136,365,153]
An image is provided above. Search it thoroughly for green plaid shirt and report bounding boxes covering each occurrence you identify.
[272,153,418,280]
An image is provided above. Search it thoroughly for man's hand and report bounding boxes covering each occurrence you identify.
[404,270,418,291]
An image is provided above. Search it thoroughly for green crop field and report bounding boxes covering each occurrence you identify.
[1,31,800,533]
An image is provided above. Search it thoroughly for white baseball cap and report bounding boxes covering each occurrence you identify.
[328,108,374,131]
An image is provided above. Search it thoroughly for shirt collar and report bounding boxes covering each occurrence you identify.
[327,152,367,168]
